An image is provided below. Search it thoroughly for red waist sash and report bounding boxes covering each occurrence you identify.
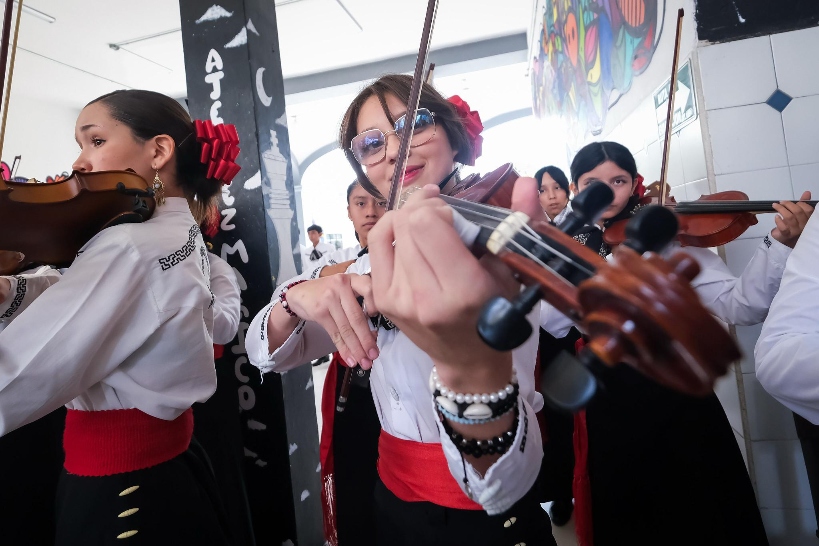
[63,408,194,477]
[377,429,482,510]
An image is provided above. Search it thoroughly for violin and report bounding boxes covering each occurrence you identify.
[337,0,740,413]
[603,9,815,249]
[603,184,817,248]
[0,170,155,267]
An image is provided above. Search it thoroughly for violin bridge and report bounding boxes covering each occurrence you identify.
[487,211,530,255]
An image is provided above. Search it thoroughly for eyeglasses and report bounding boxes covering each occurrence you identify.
[349,108,436,166]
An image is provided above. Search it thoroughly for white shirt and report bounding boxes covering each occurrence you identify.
[298,244,362,279]
[209,252,241,345]
[302,242,336,264]
[0,265,62,333]
[0,198,217,435]
[755,214,819,423]
[540,235,792,337]
[247,252,547,515]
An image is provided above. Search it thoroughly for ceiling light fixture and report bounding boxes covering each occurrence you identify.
[13,2,55,24]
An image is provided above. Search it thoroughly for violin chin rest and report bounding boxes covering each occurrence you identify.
[103,212,146,229]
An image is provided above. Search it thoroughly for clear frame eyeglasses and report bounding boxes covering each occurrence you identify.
[349,108,436,166]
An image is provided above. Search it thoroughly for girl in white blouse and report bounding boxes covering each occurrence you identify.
[248,75,557,545]
[0,90,237,545]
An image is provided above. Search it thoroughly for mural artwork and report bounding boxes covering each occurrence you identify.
[531,0,665,142]
[0,161,69,183]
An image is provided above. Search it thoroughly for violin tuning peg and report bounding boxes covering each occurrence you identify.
[560,182,614,236]
[623,205,679,255]
[478,285,543,351]
[540,350,599,412]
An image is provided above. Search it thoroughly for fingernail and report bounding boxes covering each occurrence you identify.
[345,356,357,368]
[368,348,379,360]
[361,358,373,369]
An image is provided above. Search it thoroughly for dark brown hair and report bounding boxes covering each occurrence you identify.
[570,141,638,184]
[339,74,474,198]
[87,90,219,223]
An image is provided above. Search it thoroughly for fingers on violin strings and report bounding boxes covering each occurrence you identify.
[393,204,449,296]
[511,176,548,223]
[775,201,811,229]
[404,204,487,306]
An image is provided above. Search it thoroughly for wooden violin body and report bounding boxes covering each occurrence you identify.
[604,190,759,248]
[441,168,740,397]
[0,170,155,266]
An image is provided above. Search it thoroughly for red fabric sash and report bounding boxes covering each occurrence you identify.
[377,429,482,510]
[573,337,593,546]
[319,353,342,546]
[63,408,193,477]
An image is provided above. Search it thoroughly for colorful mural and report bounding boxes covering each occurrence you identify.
[0,159,69,183]
[531,0,665,141]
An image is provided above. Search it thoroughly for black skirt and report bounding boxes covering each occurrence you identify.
[55,437,232,546]
[586,364,768,545]
[374,478,556,546]
[0,407,65,546]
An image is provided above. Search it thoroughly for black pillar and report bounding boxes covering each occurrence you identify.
[179,2,323,544]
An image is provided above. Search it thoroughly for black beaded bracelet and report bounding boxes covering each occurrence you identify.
[439,404,519,459]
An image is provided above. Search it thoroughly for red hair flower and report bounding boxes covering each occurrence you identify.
[195,120,242,185]
[633,173,646,198]
[448,95,483,166]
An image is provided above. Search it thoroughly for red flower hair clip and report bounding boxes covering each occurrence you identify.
[633,173,646,198]
[447,95,483,166]
[194,120,242,185]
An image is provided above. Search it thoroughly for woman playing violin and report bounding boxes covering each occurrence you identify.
[0,90,238,545]
[562,140,813,545]
[247,74,558,545]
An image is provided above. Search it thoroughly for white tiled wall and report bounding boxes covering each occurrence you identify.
[699,25,819,544]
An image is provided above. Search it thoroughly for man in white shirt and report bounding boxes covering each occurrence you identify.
[303,224,335,263]
[756,206,819,423]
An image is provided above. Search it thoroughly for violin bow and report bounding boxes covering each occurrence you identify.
[658,8,684,207]
[338,0,439,413]
[384,0,439,212]
[0,0,23,161]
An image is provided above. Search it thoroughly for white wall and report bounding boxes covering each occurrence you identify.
[2,92,80,180]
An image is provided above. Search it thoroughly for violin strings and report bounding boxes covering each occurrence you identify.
[444,199,596,279]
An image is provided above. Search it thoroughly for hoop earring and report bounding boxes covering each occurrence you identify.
[153,170,166,206]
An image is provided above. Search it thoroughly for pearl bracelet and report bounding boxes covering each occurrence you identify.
[429,366,519,421]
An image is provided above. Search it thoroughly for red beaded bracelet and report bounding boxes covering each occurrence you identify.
[280,280,307,318]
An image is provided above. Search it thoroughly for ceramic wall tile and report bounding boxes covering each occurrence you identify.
[744,372,799,441]
[699,36,777,111]
[752,440,814,510]
[771,26,819,98]
[708,104,788,175]
[782,95,819,167]
[761,508,818,546]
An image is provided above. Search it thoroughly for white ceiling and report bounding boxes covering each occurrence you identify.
[5,0,531,108]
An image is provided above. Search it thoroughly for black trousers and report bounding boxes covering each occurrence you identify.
[55,438,232,546]
[374,478,556,546]
[794,412,819,536]
[332,362,381,546]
